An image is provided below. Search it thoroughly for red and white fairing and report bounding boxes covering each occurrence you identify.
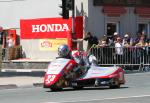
[80,66,125,83]
[44,58,77,88]
[43,54,125,90]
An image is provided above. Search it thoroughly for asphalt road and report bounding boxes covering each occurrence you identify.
[0,72,150,103]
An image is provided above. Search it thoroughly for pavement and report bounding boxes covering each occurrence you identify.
[0,68,46,90]
[0,58,50,90]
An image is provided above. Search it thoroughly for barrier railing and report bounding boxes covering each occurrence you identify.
[89,45,150,71]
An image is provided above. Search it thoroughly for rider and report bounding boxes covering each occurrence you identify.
[58,44,89,73]
[58,44,82,64]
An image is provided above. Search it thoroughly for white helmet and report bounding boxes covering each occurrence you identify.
[89,55,97,65]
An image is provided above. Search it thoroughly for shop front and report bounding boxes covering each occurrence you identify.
[91,0,150,37]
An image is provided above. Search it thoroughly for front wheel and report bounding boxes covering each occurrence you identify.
[50,87,63,91]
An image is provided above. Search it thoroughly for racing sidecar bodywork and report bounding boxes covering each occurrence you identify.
[71,65,125,89]
[43,58,125,91]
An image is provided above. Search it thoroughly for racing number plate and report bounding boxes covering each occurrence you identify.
[45,75,56,83]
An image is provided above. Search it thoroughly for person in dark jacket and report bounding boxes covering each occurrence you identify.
[83,32,98,51]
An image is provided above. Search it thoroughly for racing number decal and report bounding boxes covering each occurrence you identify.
[45,75,56,83]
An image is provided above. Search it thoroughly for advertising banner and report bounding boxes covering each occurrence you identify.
[20,17,83,39]
[39,38,67,51]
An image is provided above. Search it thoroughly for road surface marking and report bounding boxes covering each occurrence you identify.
[43,94,150,103]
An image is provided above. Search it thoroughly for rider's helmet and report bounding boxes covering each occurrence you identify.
[58,44,70,58]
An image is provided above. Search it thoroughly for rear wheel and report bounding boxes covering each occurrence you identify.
[109,78,120,89]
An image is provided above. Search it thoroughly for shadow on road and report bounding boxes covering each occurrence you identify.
[45,86,129,92]
[0,72,45,77]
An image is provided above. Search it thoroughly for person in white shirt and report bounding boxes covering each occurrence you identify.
[7,34,15,47]
[115,37,123,64]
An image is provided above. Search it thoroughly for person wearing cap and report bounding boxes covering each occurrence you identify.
[113,32,119,44]
[122,33,133,47]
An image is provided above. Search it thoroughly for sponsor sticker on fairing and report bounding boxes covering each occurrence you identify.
[47,58,70,74]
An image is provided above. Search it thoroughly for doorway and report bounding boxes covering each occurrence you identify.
[107,23,117,36]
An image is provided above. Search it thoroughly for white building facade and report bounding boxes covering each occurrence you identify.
[0,0,150,60]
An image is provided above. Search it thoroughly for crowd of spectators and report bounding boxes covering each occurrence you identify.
[83,31,150,51]
[84,31,150,65]
[97,31,150,48]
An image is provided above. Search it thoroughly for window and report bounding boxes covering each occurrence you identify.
[138,23,148,34]
[107,22,120,36]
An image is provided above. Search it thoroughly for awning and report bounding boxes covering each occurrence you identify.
[135,7,150,17]
[103,6,126,16]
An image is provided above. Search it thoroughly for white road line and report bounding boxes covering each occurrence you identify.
[43,94,150,103]
[1,69,32,72]
[1,69,46,72]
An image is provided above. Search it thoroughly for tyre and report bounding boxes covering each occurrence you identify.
[109,85,120,89]
[72,86,83,90]
[50,87,63,91]
[109,78,120,89]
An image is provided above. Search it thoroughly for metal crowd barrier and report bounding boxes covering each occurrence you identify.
[89,45,150,71]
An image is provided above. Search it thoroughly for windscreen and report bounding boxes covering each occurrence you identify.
[47,58,70,74]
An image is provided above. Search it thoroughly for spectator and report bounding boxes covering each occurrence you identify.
[135,35,148,47]
[107,35,114,47]
[0,26,5,60]
[98,39,108,47]
[133,32,142,46]
[141,31,149,43]
[113,32,119,43]
[115,37,123,64]
[102,34,108,42]
[122,33,133,47]
[83,32,98,51]
[147,39,150,46]
[7,34,15,47]
[0,26,4,45]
